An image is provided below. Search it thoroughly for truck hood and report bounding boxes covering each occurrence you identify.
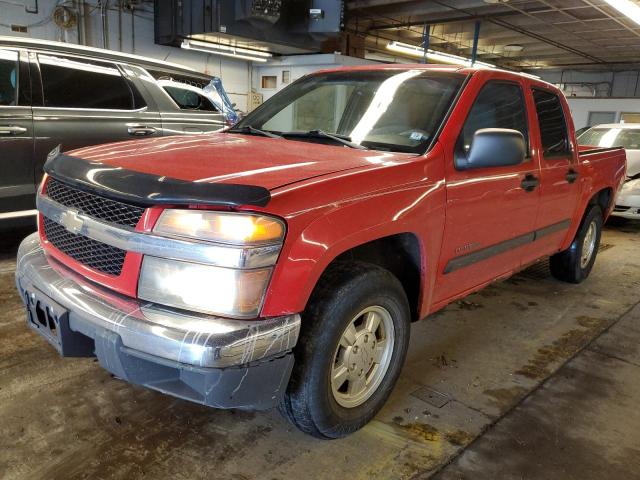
[68,133,411,191]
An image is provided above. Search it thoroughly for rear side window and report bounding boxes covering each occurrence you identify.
[458,81,528,155]
[163,86,219,112]
[39,54,140,110]
[0,49,18,106]
[532,88,569,157]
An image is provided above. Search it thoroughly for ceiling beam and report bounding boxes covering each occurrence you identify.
[366,8,549,31]
[426,0,605,64]
[580,0,640,39]
[488,17,604,64]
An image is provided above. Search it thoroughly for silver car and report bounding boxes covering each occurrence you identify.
[579,123,640,220]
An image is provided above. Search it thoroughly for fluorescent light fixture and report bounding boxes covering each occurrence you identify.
[603,0,640,26]
[504,44,524,52]
[181,39,272,63]
[386,41,495,68]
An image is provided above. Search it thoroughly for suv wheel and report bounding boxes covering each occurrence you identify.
[280,261,410,439]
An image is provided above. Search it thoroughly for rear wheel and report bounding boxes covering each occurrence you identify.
[280,261,410,439]
[550,205,603,283]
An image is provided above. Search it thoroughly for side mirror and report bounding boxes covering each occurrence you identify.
[456,128,526,170]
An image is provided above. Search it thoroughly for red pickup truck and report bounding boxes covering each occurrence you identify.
[16,65,626,439]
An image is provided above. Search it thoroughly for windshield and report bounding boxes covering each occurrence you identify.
[578,127,640,150]
[235,70,465,153]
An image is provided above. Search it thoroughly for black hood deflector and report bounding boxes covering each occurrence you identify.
[44,154,271,208]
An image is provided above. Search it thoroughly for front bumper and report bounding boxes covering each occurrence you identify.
[611,189,640,219]
[611,206,640,219]
[15,233,300,410]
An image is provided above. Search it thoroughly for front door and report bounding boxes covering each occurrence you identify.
[433,75,541,305]
[0,48,35,219]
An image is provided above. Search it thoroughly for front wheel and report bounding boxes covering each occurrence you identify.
[550,205,603,283]
[279,261,410,439]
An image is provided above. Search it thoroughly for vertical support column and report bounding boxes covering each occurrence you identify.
[422,23,430,63]
[471,20,481,66]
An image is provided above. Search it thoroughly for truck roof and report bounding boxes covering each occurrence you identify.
[0,35,211,79]
[313,63,557,90]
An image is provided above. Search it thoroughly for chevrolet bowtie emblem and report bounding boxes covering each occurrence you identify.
[60,209,84,235]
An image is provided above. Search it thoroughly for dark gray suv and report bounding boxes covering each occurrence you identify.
[0,36,239,226]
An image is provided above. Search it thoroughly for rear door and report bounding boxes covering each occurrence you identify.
[434,73,541,304]
[0,48,35,219]
[524,87,580,262]
[31,52,162,181]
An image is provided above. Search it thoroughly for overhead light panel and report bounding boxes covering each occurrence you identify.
[386,41,495,68]
[181,39,272,63]
[602,0,640,26]
[504,44,524,52]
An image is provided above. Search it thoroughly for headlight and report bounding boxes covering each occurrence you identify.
[154,210,284,245]
[140,209,285,318]
[138,256,272,318]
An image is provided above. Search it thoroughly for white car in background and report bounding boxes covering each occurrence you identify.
[579,123,640,220]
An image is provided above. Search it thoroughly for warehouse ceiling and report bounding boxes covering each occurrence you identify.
[347,0,640,70]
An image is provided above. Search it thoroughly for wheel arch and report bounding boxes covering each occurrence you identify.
[588,187,613,217]
[323,233,423,322]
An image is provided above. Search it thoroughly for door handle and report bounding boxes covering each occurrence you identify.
[521,173,540,192]
[566,168,579,184]
[0,125,27,136]
[127,124,157,137]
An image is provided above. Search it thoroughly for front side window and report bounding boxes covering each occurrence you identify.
[0,49,18,106]
[236,70,465,153]
[533,88,570,157]
[458,81,528,155]
[39,54,138,110]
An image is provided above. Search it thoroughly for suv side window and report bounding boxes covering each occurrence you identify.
[163,85,219,112]
[38,54,140,110]
[532,88,570,157]
[0,49,18,106]
[458,81,529,157]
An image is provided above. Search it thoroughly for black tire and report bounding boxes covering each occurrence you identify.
[550,205,603,284]
[279,261,410,439]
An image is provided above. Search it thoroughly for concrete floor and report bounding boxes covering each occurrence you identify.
[1,221,639,480]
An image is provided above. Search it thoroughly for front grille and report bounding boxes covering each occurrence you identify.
[614,205,630,212]
[46,178,145,228]
[43,217,126,276]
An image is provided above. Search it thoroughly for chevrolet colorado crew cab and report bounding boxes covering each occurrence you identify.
[16,65,626,439]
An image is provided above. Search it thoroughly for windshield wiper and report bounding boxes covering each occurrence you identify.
[284,130,368,150]
[229,125,283,139]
